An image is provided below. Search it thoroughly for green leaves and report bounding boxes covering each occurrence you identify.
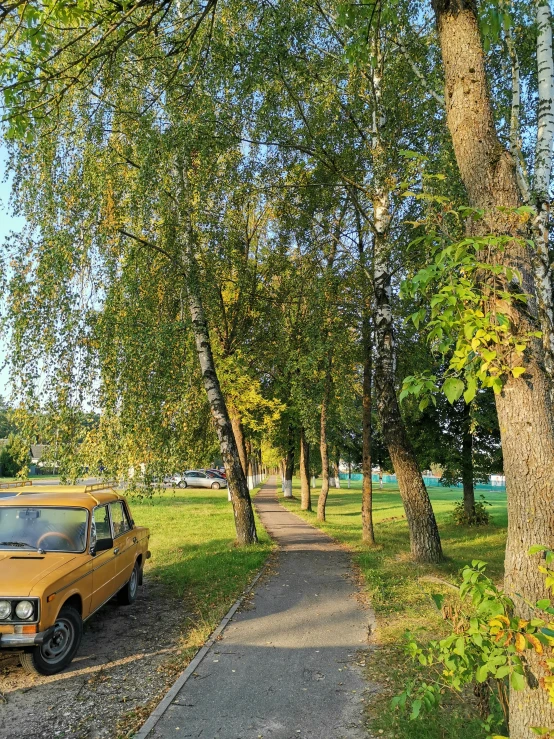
[463,376,477,403]
[442,378,464,405]
[510,670,526,691]
[394,548,554,733]
[529,545,550,555]
[401,214,539,407]
[409,699,422,720]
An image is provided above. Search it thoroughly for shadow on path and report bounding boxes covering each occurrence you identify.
[149,477,377,739]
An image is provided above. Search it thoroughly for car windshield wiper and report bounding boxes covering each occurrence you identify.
[0,541,41,550]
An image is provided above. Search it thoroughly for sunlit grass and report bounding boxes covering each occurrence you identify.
[281,479,507,738]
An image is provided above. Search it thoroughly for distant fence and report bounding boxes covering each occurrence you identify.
[338,472,506,492]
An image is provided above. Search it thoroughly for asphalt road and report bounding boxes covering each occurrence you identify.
[147,477,375,739]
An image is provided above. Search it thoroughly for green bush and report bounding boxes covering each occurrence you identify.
[450,495,492,526]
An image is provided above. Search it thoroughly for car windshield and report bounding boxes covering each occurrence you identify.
[0,507,89,553]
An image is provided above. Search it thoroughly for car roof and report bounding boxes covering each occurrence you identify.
[0,483,123,510]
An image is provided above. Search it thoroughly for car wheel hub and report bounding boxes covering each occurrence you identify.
[41,619,74,663]
[130,569,138,596]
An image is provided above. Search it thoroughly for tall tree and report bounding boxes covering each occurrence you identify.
[431,0,554,733]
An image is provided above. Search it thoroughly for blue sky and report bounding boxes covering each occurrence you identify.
[0,143,26,399]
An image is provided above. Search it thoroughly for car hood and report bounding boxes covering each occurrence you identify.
[0,551,78,597]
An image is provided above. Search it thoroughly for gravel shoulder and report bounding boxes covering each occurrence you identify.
[0,579,190,739]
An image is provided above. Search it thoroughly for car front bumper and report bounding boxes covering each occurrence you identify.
[0,626,55,648]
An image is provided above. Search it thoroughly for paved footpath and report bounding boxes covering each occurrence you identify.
[148,477,375,739]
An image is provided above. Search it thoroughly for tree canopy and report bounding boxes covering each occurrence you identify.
[1,2,554,730]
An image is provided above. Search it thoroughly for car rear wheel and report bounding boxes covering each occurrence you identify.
[118,561,140,605]
[20,606,82,676]
[211,481,221,489]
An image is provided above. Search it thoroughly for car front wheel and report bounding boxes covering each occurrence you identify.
[178,480,187,488]
[20,606,83,676]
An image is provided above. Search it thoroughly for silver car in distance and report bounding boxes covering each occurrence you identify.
[171,470,227,490]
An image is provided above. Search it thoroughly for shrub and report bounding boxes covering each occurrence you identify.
[450,495,492,526]
[393,552,554,738]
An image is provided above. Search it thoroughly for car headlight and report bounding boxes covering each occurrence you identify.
[0,600,11,620]
[15,600,34,620]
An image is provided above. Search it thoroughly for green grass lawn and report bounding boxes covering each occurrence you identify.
[0,474,59,481]
[129,485,272,663]
[281,479,508,739]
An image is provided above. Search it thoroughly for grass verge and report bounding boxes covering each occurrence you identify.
[280,479,507,739]
[133,485,272,656]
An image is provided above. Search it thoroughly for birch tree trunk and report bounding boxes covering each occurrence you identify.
[533,0,554,378]
[230,411,248,477]
[183,247,258,545]
[432,2,554,733]
[361,303,375,545]
[368,31,443,563]
[333,459,341,488]
[246,439,254,491]
[300,427,311,511]
[317,366,331,522]
[373,223,443,563]
[461,403,475,521]
[356,212,376,544]
[284,425,294,498]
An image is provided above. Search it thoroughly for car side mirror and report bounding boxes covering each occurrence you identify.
[91,537,113,555]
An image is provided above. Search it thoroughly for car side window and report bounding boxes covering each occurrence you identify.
[110,501,131,538]
[198,472,206,478]
[91,505,111,547]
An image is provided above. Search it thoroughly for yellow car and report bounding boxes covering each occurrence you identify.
[0,483,150,675]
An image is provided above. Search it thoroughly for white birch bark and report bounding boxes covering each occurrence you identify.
[396,41,445,108]
[181,242,257,544]
[533,0,554,378]
[535,0,554,202]
[502,2,530,202]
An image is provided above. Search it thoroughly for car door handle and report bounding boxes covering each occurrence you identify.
[114,547,120,555]
[133,536,137,544]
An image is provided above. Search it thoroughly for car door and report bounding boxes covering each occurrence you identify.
[185,471,199,487]
[110,500,137,592]
[90,504,117,614]
[196,472,209,488]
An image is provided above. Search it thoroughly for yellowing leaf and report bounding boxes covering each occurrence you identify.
[515,633,526,652]
[526,634,543,654]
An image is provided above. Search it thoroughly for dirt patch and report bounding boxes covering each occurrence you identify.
[0,580,191,739]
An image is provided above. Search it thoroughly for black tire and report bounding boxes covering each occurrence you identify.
[178,480,187,489]
[211,481,221,489]
[118,561,140,605]
[20,606,82,676]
